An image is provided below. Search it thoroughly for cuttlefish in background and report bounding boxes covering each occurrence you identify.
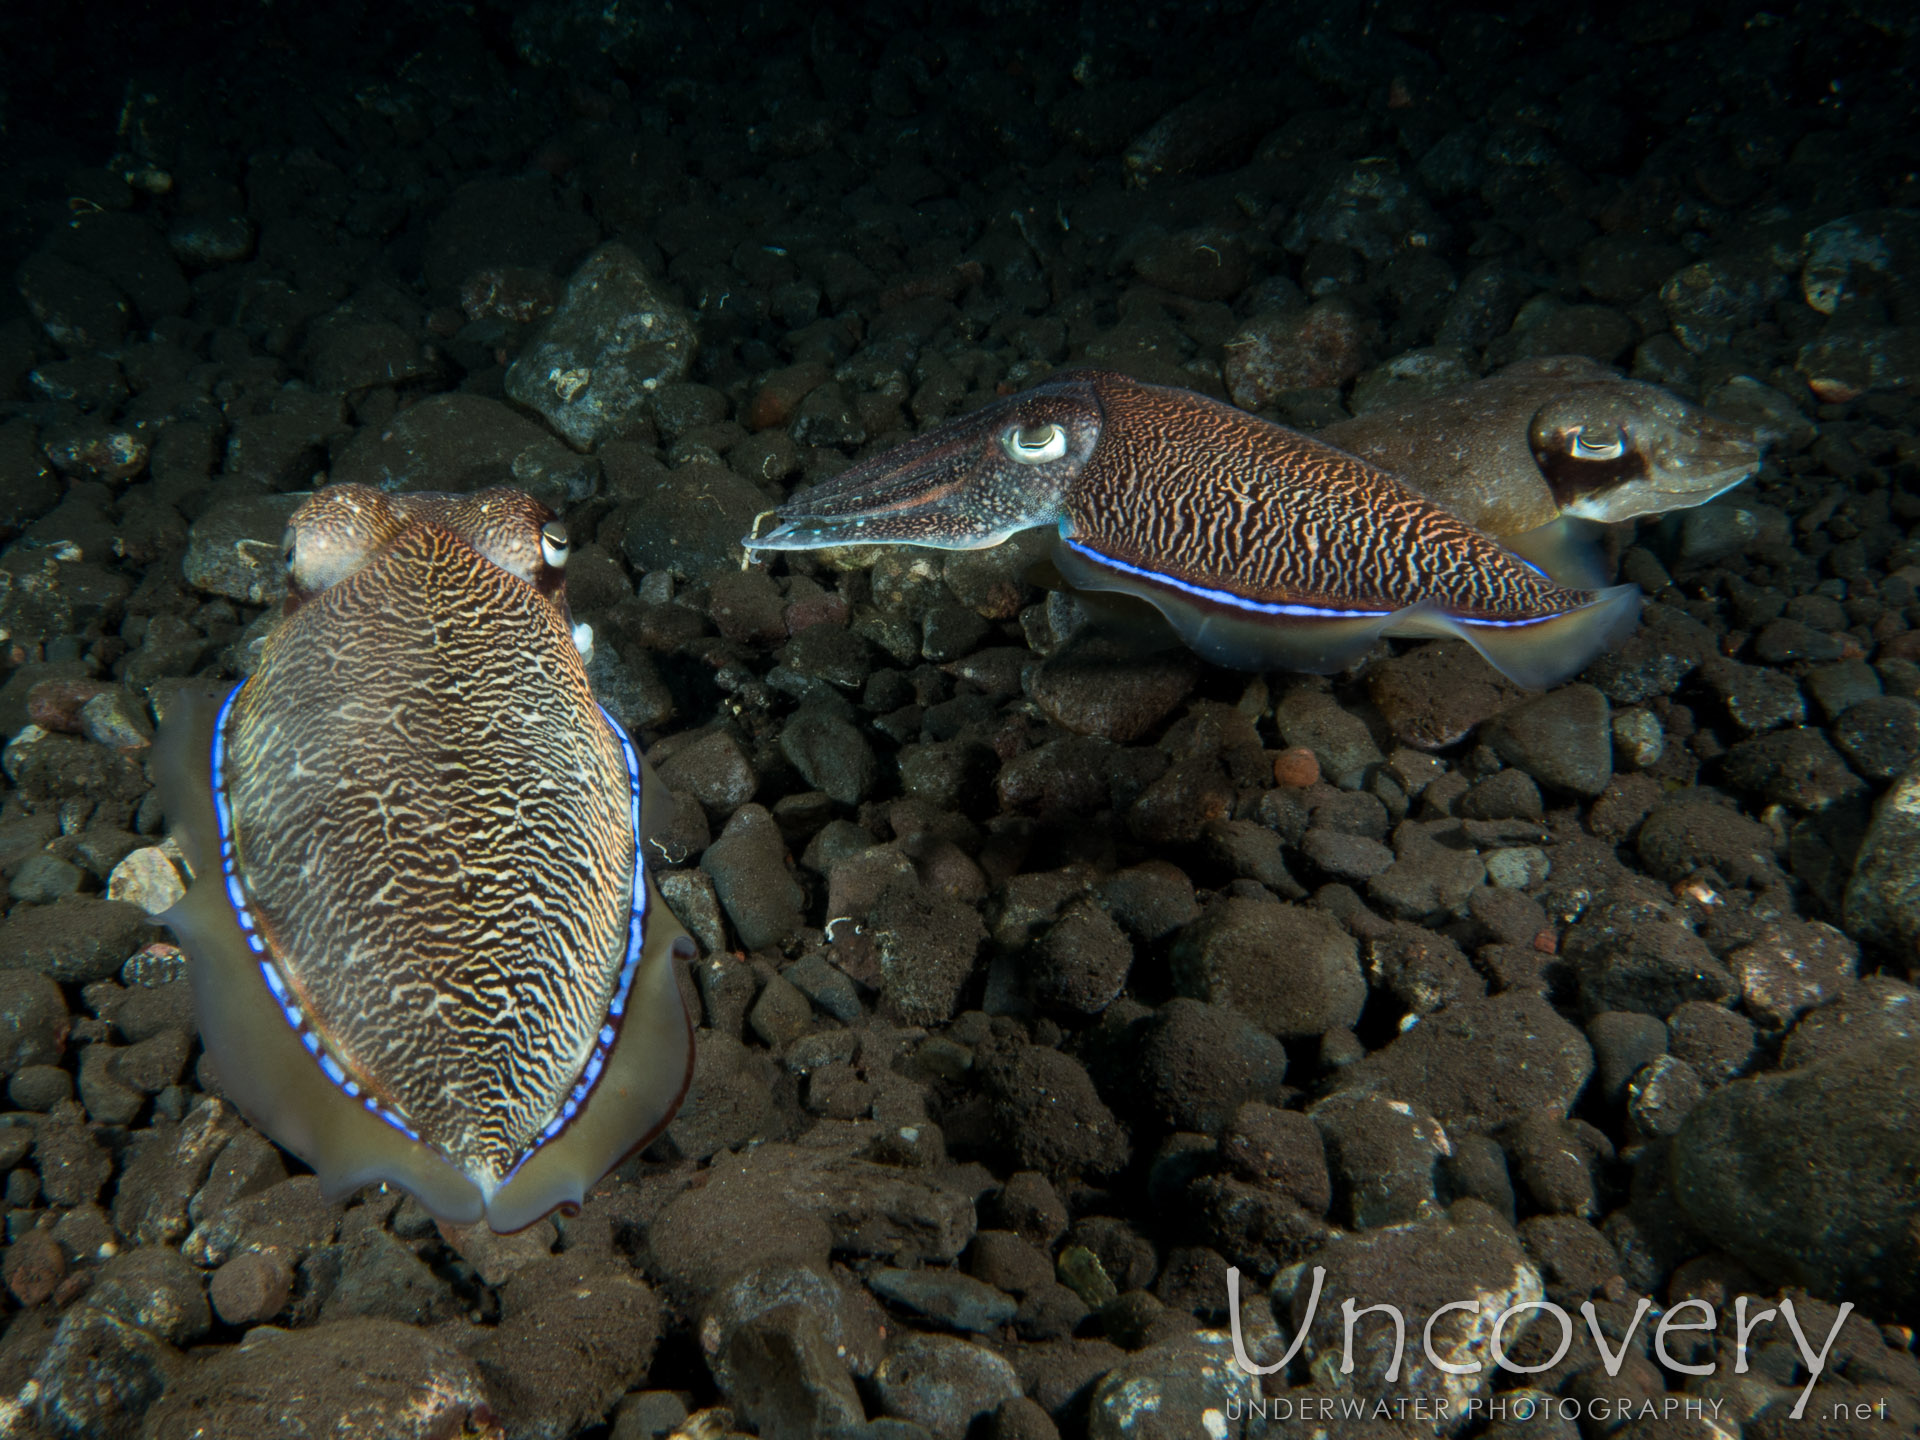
[156,484,693,1233]
[744,369,1641,689]
[1320,355,1760,581]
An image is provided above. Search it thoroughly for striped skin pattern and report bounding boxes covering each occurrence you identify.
[750,369,1597,622]
[224,491,634,1197]
[1061,372,1587,622]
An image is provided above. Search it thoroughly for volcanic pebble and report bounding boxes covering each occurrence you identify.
[1169,898,1365,1039]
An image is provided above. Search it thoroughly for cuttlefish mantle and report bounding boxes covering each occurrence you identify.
[156,484,694,1233]
[743,369,1640,690]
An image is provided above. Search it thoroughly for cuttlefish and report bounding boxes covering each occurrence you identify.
[744,369,1641,689]
[155,484,693,1233]
[1320,355,1760,579]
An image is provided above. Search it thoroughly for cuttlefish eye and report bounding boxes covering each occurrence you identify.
[1567,425,1627,462]
[540,521,570,569]
[1002,422,1068,465]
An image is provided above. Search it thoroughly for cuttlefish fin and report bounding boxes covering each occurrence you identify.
[154,685,485,1223]
[481,872,695,1233]
[1389,585,1644,690]
[1052,536,1640,689]
[1052,537,1407,675]
[1501,516,1614,591]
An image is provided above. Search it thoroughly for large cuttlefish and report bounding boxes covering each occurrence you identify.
[156,484,694,1233]
[743,369,1641,689]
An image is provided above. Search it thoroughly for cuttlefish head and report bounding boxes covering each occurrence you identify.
[1528,384,1761,525]
[746,372,1105,552]
[281,483,591,658]
[284,484,574,609]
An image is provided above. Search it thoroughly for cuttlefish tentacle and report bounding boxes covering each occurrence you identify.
[157,484,693,1233]
[747,369,1641,690]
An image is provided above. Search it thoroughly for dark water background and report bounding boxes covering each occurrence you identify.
[0,3,1916,1438]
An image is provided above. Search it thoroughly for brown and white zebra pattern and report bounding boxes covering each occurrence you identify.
[223,519,638,1192]
[1062,374,1592,624]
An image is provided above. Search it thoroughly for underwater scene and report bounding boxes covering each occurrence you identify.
[0,0,1915,1436]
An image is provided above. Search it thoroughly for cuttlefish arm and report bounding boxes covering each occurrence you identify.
[154,684,695,1233]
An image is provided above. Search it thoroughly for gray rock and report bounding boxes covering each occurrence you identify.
[10,1063,71,1109]
[1637,798,1780,887]
[1626,1054,1704,1137]
[1220,1103,1330,1213]
[872,1334,1022,1440]
[1367,823,1487,921]
[1300,827,1395,880]
[749,972,813,1051]
[1659,255,1786,354]
[619,460,771,580]
[1781,977,1920,1069]
[785,952,863,1023]
[1565,901,1738,1020]
[1670,1037,1920,1316]
[873,880,986,1026]
[1668,1001,1758,1084]
[505,242,698,449]
[1700,656,1805,733]
[34,1304,178,1440]
[704,1264,872,1440]
[1134,998,1290,1135]
[1610,708,1666,769]
[331,392,599,512]
[666,1030,785,1162]
[470,1253,664,1440]
[0,968,68,1074]
[980,1044,1129,1180]
[9,851,81,904]
[1274,686,1384,788]
[0,895,154,982]
[1309,1090,1450,1229]
[87,1246,211,1345]
[1724,919,1858,1029]
[1701,374,1817,454]
[1832,696,1920,783]
[869,1267,1017,1333]
[1282,1209,1544,1419]
[1170,898,1365,1039]
[1665,502,1792,570]
[312,1229,457,1326]
[1842,759,1920,957]
[1086,1333,1263,1438]
[1722,727,1866,812]
[1330,992,1592,1130]
[210,1250,294,1325]
[1483,685,1611,796]
[1031,899,1133,1016]
[220,392,352,490]
[137,1318,491,1440]
[702,805,804,951]
[1587,1011,1669,1102]
[781,705,878,806]
[1026,640,1198,744]
[182,492,302,606]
